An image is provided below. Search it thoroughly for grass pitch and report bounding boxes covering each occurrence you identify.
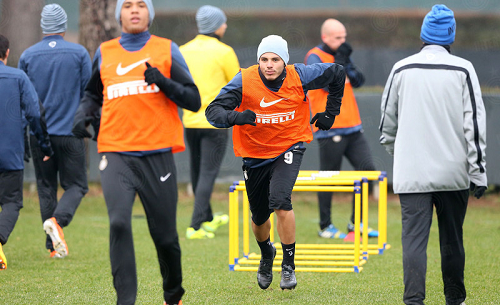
[1,183,499,304]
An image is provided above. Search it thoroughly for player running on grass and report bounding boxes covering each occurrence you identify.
[0,34,53,270]
[206,35,345,290]
[72,0,200,304]
[180,5,240,240]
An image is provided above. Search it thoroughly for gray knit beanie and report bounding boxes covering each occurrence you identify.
[115,0,155,27]
[196,5,227,34]
[257,35,289,65]
[40,4,67,34]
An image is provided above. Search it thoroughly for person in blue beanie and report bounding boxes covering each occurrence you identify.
[18,3,91,259]
[0,34,53,270]
[380,4,487,305]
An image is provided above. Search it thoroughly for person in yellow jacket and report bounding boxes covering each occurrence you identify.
[180,5,240,239]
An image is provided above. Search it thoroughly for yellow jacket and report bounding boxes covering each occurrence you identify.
[180,35,240,128]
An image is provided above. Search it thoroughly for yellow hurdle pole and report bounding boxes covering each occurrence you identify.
[234,188,240,265]
[380,176,388,253]
[233,189,239,265]
[228,186,236,270]
[298,170,382,179]
[270,212,275,243]
[243,190,250,258]
[233,185,356,192]
[377,174,384,253]
[353,186,361,273]
[238,179,357,185]
[362,178,369,260]
[234,265,363,273]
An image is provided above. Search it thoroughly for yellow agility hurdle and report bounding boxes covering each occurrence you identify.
[297,170,390,253]
[229,184,365,273]
[228,171,390,273]
[235,171,389,256]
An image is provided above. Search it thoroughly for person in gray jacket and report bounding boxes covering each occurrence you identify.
[379,5,487,305]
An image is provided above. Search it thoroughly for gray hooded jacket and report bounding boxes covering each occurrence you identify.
[380,45,487,194]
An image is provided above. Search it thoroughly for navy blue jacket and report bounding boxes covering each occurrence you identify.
[19,35,91,136]
[0,62,52,171]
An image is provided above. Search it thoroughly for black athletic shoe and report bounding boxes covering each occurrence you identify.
[257,245,276,289]
[280,264,297,290]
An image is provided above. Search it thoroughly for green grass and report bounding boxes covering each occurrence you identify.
[1,183,500,304]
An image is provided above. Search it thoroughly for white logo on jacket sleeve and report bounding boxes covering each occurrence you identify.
[116,58,151,76]
[260,97,287,108]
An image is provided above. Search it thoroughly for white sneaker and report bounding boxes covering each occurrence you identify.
[43,217,68,258]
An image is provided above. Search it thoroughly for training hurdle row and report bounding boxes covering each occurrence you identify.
[298,170,390,254]
[228,171,389,273]
[237,171,390,255]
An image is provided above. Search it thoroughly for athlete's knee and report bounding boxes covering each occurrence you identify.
[109,217,132,234]
[3,200,23,212]
[252,214,271,227]
[154,233,179,249]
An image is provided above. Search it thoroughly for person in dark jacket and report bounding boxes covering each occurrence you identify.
[19,3,91,258]
[0,34,53,270]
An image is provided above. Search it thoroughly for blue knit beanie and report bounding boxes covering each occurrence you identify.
[115,0,155,27]
[257,35,289,65]
[420,4,456,45]
[196,5,227,34]
[40,4,67,34]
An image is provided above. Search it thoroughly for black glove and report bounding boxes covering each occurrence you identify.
[72,117,93,139]
[24,126,31,162]
[470,182,487,199]
[310,112,335,130]
[90,117,100,141]
[144,62,167,87]
[334,42,352,66]
[234,110,256,126]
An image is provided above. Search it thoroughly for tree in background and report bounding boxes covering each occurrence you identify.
[0,0,44,66]
[79,0,119,59]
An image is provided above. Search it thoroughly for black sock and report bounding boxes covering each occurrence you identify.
[257,237,274,259]
[281,242,295,269]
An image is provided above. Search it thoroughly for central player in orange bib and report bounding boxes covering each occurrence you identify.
[206,35,346,290]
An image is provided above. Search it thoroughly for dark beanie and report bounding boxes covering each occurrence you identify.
[420,4,456,45]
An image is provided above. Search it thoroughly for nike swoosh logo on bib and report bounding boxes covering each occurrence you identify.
[116,57,151,76]
[260,97,286,108]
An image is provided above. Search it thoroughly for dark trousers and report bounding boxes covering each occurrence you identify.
[317,131,375,229]
[0,170,23,245]
[244,147,305,226]
[100,152,184,305]
[185,128,228,230]
[399,190,468,305]
[30,135,88,250]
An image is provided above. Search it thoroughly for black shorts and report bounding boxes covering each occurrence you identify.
[243,147,304,226]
